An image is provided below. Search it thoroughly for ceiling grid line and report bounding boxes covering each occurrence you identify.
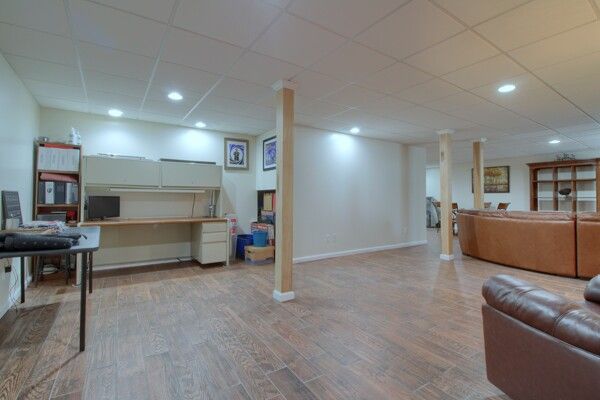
[138,0,183,114]
[62,0,89,108]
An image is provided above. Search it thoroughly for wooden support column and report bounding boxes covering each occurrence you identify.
[438,129,454,261]
[472,138,485,209]
[272,80,296,302]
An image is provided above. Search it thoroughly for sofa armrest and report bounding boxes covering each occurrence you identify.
[584,275,600,303]
[482,274,600,356]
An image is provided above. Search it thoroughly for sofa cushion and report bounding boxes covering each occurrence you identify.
[483,274,600,356]
[584,275,600,303]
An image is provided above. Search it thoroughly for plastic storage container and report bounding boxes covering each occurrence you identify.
[235,234,253,259]
[252,231,268,247]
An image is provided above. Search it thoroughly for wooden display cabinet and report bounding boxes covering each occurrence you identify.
[528,158,600,212]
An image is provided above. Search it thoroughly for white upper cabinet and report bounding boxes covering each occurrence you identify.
[85,156,160,187]
[84,157,222,189]
[160,162,222,188]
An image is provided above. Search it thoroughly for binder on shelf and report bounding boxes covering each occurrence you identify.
[39,181,55,204]
[65,182,78,204]
[54,182,66,204]
[263,192,273,211]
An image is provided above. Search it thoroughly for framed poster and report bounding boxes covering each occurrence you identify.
[263,136,276,171]
[224,138,249,170]
[472,165,510,193]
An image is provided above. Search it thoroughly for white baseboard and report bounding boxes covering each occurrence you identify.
[293,240,428,264]
[273,290,295,302]
[440,254,454,261]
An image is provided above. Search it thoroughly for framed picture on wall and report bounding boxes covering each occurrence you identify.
[471,165,510,193]
[224,138,249,170]
[263,136,276,171]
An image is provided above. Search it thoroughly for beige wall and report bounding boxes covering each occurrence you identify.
[255,126,427,262]
[0,53,39,317]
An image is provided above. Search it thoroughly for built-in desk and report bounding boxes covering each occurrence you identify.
[80,216,227,227]
[80,217,229,267]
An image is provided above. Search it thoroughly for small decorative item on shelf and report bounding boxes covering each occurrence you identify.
[556,153,576,161]
[559,188,572,197]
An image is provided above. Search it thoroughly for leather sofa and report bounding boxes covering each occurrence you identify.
[457,210,600,278]
[576,212,600,278]
[482,274,600,400]
[457,210,577,277]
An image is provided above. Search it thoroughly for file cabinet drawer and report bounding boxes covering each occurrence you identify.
[202,222,227,233]
[201,232,227,243]
[200,242,227,264]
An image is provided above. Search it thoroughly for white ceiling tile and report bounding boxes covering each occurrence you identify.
[174,0,280,48]
[510,21,600,70]
[396,79,461,104]
[424,92,483,113]
[84,70,148,98]
[161,28,244,74]
[475,0,595,51]
[322,84,386,108]
[88,103,139,119]
[393,106,475,130]
[79,42,154,81]
[252,13,345,67]
[4,54,80,87]
[153,62,220,95]
[200,95,276,120]
[91,0,177,23]
[137,111,183,126]
[360,62,433,94]
[432,0,529,26]
[36,96,89,113]
[0,0,69,36]
[447,100,541,130]
[227,51,303,86]
[289,0,410,38]
[24,79,85,101]
[69,0,167,57]
[359,95,414,119]
[535,52,600,85]
[145,84,202,108]
[88,90,142,110]
[291,69,347,99]
[311,41,395,83]
[405,31,499,76]
[294,96,350,118]
[0,23,76,65]
[356,0,464,59]
[142,98,191,118]
[210,77,273,103]
[442,54,526,90]
[262,0,291,8]
[471,74,548,106]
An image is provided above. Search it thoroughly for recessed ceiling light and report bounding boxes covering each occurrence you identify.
[497,84,516,93]
[549,139,561,144]
[195,121,207,128]
[168,91,183,101]
[350,127,360,134]
[108,108,123,117]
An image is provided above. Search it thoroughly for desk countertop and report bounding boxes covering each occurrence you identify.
[79,217,227,227]
[0,226,101,258]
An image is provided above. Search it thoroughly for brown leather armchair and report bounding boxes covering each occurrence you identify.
[482,275,600,400]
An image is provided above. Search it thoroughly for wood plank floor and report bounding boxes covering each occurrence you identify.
[0,231,588,400]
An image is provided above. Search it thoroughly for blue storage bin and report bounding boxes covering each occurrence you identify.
[252,231,268,247]
[236,234,253,259]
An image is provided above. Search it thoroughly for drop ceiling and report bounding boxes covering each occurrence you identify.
[1,0,600,163]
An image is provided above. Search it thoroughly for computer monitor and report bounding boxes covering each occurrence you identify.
[88,196,120,220]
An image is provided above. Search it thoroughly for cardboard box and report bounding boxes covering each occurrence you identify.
[245,245,274,262]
